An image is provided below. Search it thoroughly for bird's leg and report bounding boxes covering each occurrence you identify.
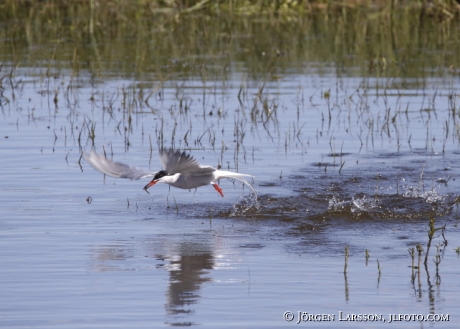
[212,183,224,197]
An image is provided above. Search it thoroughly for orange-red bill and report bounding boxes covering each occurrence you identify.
[143,180,157,193]
[212,183,224,197]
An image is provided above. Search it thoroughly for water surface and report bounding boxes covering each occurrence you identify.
[1,7,460,328]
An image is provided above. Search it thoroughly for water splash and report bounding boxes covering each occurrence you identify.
[421,189,447,203]
[351,195,378,213]
[328,196,351,211]
[229,193,260,217]
[403,185,448,203]
[402,186,423,198]
[328,195,379,213]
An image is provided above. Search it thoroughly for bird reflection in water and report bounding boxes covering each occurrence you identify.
[90,239,215,326]
[162,252,214,322]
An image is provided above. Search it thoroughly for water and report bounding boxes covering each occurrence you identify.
[2,10,460,328]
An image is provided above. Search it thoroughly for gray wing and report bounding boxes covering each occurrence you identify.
[159,149,204,174]
[83,151,156,180]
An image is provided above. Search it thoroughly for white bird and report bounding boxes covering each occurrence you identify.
[82,149,257,198]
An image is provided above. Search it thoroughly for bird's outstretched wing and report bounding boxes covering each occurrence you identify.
[82,151,156,180]
[159,149,203,174]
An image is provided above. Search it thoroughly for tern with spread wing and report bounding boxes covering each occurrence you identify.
[82,149,257,198]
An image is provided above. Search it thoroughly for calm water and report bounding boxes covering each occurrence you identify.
[1,10,460,328]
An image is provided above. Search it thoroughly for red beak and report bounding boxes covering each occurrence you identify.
[143,180,157,193]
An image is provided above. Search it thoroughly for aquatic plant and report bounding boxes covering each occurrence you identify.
[424,214,446,266]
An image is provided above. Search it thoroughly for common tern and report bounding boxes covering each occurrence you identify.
[82,149,257,198]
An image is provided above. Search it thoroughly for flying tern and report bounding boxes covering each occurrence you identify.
[82,149,257,198]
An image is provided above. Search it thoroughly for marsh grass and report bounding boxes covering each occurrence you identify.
[2,0,460,165]
[2,1,460,82]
